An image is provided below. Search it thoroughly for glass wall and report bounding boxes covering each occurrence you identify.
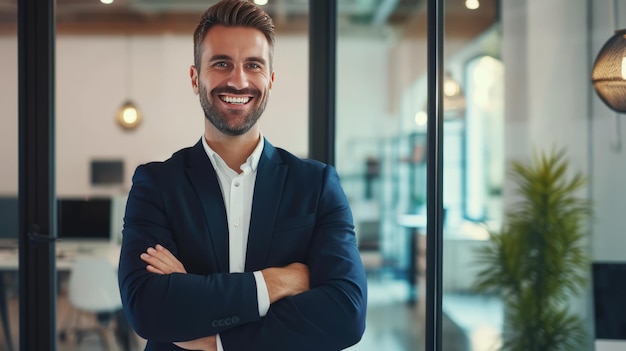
[336,1,430,350]
[339,0,626,350]
[440,1,503,349]
[52,1,310,350]
[335,0,500,348]
[0,3,19,349]
[5,0,625,349]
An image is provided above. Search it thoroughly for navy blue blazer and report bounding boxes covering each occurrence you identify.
[118,139,367,350]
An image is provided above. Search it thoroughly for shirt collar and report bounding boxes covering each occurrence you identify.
[201,132,265,173]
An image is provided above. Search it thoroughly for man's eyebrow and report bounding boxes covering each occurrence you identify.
[207,55,266,66]
[208,54,232,62]
[246,56,267,65]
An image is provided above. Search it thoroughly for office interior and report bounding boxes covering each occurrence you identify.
[0,0,625,350]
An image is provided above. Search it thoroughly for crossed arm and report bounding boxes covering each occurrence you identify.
[120,163,367,350]
[140,244,310,350]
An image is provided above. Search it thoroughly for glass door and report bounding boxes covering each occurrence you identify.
[439,0,613,350]
[440,1,503,349]
[335,1,429,350]
[333,0,504,350]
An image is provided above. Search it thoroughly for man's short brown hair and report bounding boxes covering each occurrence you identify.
[193,0,275,70]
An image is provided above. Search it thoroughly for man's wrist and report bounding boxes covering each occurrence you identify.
[260,267,283,303]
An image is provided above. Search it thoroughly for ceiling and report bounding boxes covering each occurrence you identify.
[0,0,496,36]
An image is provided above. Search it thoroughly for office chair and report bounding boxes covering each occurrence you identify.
[60,256,123,351]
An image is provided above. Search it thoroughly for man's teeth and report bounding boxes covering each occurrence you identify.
[221,96,250,104]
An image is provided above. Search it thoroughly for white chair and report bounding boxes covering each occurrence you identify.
[60,256,123,351]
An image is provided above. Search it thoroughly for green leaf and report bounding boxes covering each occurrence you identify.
[472,147,590,350]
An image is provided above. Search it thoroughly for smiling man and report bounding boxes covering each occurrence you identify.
[117,1,368,350]
[194,25,272,139]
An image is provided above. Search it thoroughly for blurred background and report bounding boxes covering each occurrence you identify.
[0,0,625,350]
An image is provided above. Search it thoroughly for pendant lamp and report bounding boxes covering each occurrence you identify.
[116,100,142,130]
[116,36,142,130]
[443,71,466,115]
[592,29,626,113]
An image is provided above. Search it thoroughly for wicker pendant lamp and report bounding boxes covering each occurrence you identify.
[592,29,626,113]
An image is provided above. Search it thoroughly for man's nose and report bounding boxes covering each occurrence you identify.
[227,66,249,90]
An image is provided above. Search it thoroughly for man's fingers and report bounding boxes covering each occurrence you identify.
[147,246,175,266]
[141,253,171,273]
[154,244,187,273]
[140,245,187,274]
[145,246,180,269]
[146,265,165,275]
[149,245,182,268]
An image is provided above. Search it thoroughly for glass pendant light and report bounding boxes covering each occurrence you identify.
[116,100,142,129]
[116,35,142,130]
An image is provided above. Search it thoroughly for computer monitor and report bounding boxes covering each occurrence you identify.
[90,160,124,186]
[57,197,112,242]
[593,262,626,351]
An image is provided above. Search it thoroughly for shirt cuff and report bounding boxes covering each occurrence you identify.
[216,334,224,351]
[253,270,270,317]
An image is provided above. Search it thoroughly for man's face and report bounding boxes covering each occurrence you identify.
[191,25,274,136]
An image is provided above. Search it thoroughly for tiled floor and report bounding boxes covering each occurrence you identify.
[349,279,502,351]
[443,294,503,351]
[0,277,502,351]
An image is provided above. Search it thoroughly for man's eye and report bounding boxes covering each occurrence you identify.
[247,63,261,69]
[215,62,228,67]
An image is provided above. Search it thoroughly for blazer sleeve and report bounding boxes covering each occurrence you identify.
[219,165,368,351]
[118,164,262,343]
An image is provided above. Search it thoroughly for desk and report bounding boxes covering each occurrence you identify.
[0,242,121,351]
[397,214,426,306]
[0,241,120,270]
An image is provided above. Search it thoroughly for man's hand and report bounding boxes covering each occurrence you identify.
[141,245,217,350]
[174,336,217,351]
[141,245,309,346]
[140,244,187,274]
[261,262,310,303]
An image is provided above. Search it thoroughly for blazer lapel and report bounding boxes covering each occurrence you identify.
[245,141,287,271]
[185,141,229,273]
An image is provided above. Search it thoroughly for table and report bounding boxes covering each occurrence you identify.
[397,213,426,306]
[0,241,121,351]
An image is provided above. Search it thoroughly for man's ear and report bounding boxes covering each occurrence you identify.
[190,65,199,95]
[269,71,275,91]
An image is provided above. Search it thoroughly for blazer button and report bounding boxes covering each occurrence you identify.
[212,316,239,327]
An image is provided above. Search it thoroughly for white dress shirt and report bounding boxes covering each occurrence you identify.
[201,135,270,351]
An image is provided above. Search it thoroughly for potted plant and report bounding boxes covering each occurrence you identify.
[473,148,591,350]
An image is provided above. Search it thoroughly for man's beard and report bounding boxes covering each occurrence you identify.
[199,83,268,136]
